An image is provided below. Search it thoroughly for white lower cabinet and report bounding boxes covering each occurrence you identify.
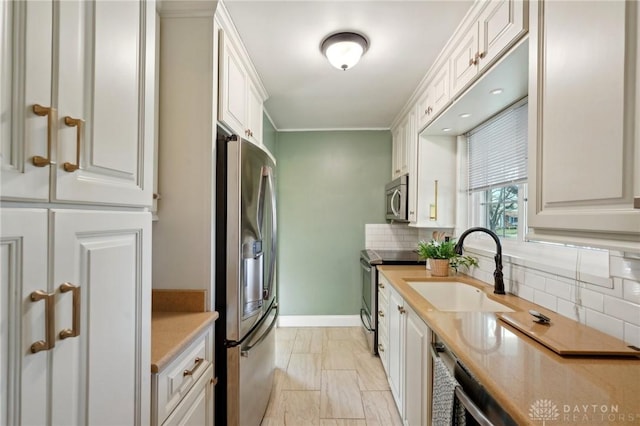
[377,277,390,373]
[163,365,214,426]
[404,305,431,426]
[387,285,405,409]
[152,327,214,426]
[380,273,432,426]
[0,208,151,425]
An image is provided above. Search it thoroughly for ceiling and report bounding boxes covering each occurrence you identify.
[223,0,474,131]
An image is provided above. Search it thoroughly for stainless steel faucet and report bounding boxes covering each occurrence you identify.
[454,227,505,295]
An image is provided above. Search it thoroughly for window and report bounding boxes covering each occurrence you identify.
[467,99,528,239]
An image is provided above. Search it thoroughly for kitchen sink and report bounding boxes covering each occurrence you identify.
[407,281,515,312]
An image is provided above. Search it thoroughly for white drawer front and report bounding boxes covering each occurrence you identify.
[156,328,213,424]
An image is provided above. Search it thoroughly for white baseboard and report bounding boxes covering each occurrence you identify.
[277,315,361,328]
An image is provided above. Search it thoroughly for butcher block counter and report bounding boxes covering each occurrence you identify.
[377,265,640,425]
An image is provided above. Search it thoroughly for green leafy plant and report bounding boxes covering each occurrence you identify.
[417,239,479,272]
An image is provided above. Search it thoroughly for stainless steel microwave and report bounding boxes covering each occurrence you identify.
[385,174,409,222]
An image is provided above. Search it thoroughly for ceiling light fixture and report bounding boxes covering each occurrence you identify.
[490,88,504,95]
[442,128,452,132]
[321,32,369,71]
[459,113,471,118]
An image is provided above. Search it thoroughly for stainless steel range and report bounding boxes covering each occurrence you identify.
[359,249,425,355]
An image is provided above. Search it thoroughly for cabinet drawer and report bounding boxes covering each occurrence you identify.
[162,364,214,426]
[154,328,213,425]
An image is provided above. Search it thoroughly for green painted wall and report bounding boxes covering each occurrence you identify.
[262,113,277,155]
[275,130,391,315]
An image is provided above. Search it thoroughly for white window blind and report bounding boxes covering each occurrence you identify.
[467,100,528,192]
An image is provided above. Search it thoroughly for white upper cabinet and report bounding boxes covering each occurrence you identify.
[219,30,248,137]
[417,63,451,131]
[1,0,156,206]
[450,0,527,95]
[527,0,640,250]
[217,4,267,145]
[414,135,457,228]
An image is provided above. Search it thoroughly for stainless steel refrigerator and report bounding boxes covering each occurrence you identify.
[215,132,278,426]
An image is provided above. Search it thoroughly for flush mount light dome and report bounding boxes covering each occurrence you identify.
[321,32,369,71]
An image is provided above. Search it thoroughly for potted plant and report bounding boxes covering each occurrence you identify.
[417,238,478,277]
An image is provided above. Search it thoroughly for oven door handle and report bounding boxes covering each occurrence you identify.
[454,386,495,426]
[360,308,373,332]
[360,258,372,272]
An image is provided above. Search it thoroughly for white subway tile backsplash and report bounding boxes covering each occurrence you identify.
[609,255,640,280]
[513,283,535,302]
[623,322,640,348]
[533,290,557,311]
[585,309,624,340]
[525,271,546,291]
[603,296,640,326]
[557,298,586,324]
[623,279,640,304]
[545,278,573,301]
[578,287,604,312]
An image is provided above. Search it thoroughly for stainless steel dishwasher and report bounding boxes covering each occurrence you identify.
[431,338,517,426]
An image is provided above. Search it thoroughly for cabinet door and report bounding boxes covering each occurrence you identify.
[247,83,263,144]
[449,23,479,95]
[53,0,155,206]
[429,64,451,119]
[219,29,247,137]
[1,209,49,426]
[528,0,640,246]
[387,287,404,411]
[416,135,457,228]
[50,210,151,426]
[404,307,431,426]
[391,126,403,179]
[478,0,527,69]
[1,0,53,201]
[406,111,418,223]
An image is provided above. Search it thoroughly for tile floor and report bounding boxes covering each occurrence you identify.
[261,327,403,426]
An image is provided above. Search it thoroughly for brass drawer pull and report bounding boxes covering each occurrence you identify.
[378,282,385,289]
[30,290,56,353]
[183,357,204,376]
[378,310,385,317]
[59,283,81,339]
[31,104,56,167]
[63,116,84,172]
[378,344,384,352]
[397,305,406,314]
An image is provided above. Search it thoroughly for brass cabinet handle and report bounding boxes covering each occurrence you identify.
[32,104,56,167]
[378,343,385,353]
[59,283,81,339]
[378,310,385,317]
[426,106,433,115]
[397,305,406,314]
[378,282,385,289]
[478,51,486,59]
[429,180,439,221]
[63,116,84,172]
[183,357,204,376]
[30,290,56,353]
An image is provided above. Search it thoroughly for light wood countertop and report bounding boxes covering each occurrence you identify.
[151,311,218,373]
[378,265,640,425]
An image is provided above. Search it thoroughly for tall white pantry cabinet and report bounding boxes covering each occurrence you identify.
[0,0,155,425]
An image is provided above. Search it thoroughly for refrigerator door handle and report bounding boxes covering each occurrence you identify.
[262,166,277,300]
[241,303,279,357]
